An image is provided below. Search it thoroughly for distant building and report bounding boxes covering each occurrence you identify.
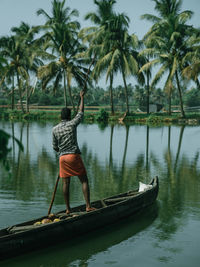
[139,104,163,113]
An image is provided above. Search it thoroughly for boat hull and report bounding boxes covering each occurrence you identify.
[0,177,158,260]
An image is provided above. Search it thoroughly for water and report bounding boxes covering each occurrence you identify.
[0,121,200,266]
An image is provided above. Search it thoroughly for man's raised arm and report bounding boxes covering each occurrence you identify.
[79,90,85,113]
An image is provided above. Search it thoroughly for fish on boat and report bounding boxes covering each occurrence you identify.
[0,176,159,260]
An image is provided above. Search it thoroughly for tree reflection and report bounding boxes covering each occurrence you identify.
[0,128,23,171]
[109,124,114,175]
[174,125,185,173]
[0,121,199,242]
[151,125,200,244]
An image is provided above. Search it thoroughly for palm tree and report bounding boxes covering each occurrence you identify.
[11,22,43,112]
[0,22,42,113]
[140,0,196,118]
[37,0,87,111]
[182,35,200,88]
[0,56,13,107]
[0,38,16,110]
[82,0,117,114]
[0,35,28,113]
[137,46,152,114]
[99,13,139,114]
[85,7,139,114]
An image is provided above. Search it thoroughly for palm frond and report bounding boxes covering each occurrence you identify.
[139,58,160,73]
[151,63,168,87]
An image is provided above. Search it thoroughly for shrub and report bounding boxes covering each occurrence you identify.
[185,89,200,107]
[96,109,108,122]
[147,115,162,124]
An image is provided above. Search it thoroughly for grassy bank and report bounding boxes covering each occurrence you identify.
[0,108,200,125]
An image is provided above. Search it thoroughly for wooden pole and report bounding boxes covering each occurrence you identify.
[48,175,60,215]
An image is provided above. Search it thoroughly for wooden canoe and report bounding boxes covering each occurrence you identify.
[0,176,159,260]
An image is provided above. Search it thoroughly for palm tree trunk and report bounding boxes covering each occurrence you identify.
[16,72,25,113]
[63,71,67,107]
[26,81,29,113]
[67,83,75,113]
[175,70,185,118]
[66,72,75,112]
[146,71,150,115]
[168,90,171,115]
[11,75,15,110]
[196,78,200,89]
[109,73,114,115]
[122,70,129,114]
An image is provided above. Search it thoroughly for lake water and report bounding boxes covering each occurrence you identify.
[0,121,200,266]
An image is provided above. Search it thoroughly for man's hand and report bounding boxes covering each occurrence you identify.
[80,90,85,98]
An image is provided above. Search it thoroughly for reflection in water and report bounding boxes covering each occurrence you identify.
[0,121,200,266]
[109,124,114,175]
[146,125,149,174]
[150,125,200,248]
[0,128,23,172]
[1,122,200,207]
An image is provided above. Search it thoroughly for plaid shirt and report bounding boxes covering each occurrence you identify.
[52,112,83,156]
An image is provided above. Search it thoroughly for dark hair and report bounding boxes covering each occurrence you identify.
[61,107,71,120]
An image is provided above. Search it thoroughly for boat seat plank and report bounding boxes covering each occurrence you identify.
[100,199,107,207]
[105,197,129,203]
[8,225,41,234]
[105,194,139,203]
[57,211,86,219]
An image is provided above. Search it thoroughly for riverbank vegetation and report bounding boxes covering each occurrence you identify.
[0,0,200,121]
[1,108,200,126]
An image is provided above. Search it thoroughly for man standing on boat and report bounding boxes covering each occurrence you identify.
[52,90,95,214]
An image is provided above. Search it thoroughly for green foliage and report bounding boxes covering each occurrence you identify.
[0,97,7,105]
[185,88,200,107]
[147,115,162,124]
[9,110,24,120]
[95,108,109,122]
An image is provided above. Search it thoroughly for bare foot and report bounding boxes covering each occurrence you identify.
[66,210,71,214]
[86,207,96,212]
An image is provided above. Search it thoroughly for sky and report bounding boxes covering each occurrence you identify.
[0,0,199,88]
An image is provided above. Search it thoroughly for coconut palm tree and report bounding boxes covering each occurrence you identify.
[0,38,15,110]
[182,35,200,88]
[11,22,44,112]
[0,22,42,112]
[0,56,12,106]
[137,46,152,114]
[85,8,139,114]
[140,0,196,117]
[37,0,88,111]
[82,0,117,114]
[105,14,141,114]
[0,35,28,113]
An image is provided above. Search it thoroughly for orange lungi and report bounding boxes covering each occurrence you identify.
[59,154,87,178]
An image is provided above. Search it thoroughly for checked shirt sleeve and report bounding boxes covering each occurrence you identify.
[70,111,84,126]
[52,131,59,152]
